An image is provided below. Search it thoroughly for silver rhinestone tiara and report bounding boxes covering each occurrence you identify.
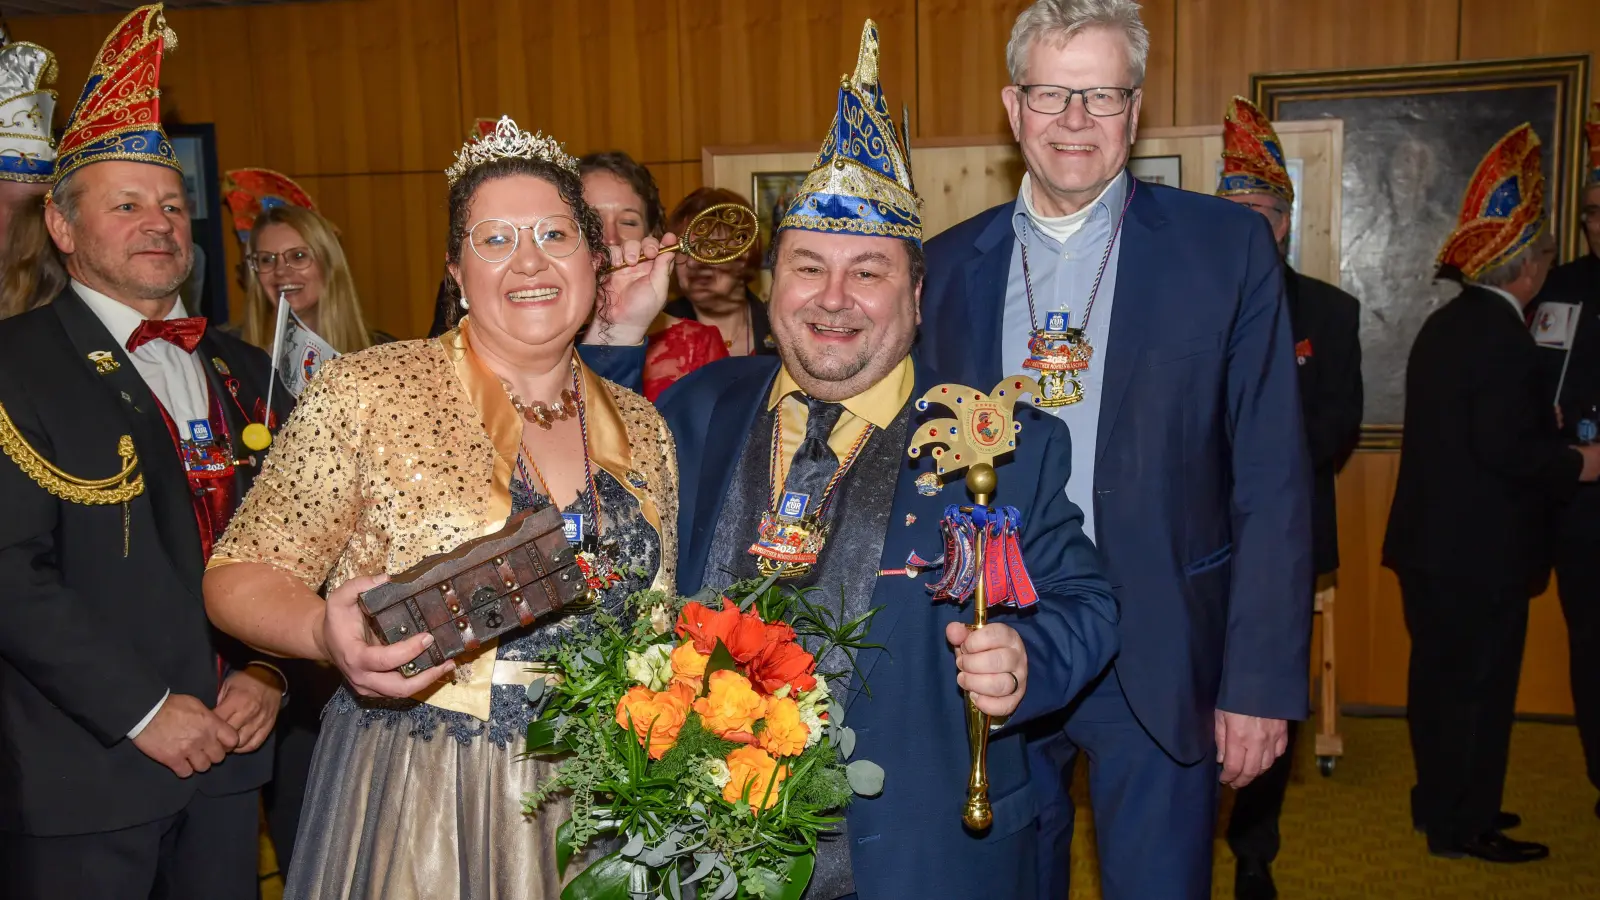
[445,115,578,187]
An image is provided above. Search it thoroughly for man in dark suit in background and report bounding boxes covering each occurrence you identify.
[1527,102,1600,822]
[1214,97,1364,900]
[1384,123,1600,865]
[917,3,1313,897]
[0,8,290,898]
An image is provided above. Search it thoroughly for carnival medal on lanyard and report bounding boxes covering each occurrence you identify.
[906,375,1043,832]
[1019,178,1136,407]
[240,290,291,451]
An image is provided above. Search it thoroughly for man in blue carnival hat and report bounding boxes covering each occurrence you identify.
[0,6,291,897]
[587,20,1117,900]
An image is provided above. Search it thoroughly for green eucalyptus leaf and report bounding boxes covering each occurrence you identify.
[560,851,635,900]
[525,677,548,703]
[837,726,856,761]
[684,852,719,885]
[846,759,885,797]
[621,832,646,858]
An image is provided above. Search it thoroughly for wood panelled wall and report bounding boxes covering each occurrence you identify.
[13,0,1600,712]
[17,0,1600,332]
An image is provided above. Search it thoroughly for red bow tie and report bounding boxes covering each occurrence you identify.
[126,316,207,354]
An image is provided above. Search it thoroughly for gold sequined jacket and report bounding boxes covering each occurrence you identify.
[211,321,677,717]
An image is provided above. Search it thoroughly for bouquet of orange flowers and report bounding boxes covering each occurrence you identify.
[523,577,883,900]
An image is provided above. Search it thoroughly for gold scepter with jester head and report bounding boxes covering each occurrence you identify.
[907,375,1043,830]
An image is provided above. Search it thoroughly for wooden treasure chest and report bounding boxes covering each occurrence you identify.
[359,506,591,676]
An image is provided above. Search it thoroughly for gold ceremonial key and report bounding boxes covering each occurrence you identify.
[908,375,1041,831]
[602,202,757,274]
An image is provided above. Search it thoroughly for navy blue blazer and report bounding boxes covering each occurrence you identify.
[656,354,1118,900]
[919,180,1313,764]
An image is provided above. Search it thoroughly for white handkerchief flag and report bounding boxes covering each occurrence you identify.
[1531,301,1583,405]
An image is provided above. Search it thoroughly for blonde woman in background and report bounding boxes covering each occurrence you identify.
[0,192,68,319]
[240,204,392,353]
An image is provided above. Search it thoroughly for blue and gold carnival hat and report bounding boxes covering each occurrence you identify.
[52,4,180,188]
[0,29,58,184]
[1436,123,1545,282]
[778,20,921,245]
[1215,96,1293,205]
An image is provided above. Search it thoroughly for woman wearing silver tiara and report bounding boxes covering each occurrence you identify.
[202,117,680,899]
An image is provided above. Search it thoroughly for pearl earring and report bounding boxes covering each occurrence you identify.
[459,295,469,310]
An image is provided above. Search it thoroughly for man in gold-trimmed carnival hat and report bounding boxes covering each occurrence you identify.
[0,6,290,896]
[1524,100,1600,825]
[1214,96,1364,900]
[1385,123,1600,865]
[584,19,1115,900]
[0,26,57,246]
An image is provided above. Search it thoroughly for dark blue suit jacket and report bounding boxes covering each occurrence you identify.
[656,354,1118,900]
[919,180,1312,764]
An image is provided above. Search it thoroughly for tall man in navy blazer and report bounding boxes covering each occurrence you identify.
[594,21,1119,899]
[918,2,1313,896]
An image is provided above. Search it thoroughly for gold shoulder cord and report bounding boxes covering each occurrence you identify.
[0,400,144,555]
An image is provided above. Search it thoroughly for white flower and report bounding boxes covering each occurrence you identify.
[796,677,831,716]
[624,643,673,691]
[702,757,732,789]
[648,604,672,635]
[800,707,824,748]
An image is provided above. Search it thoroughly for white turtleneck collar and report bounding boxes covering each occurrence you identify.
[1020,171,1122,243]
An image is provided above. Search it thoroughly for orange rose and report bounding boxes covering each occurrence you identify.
[670,641,710,693]
[722,745,790,810]
[757,696,809,758]
[676,600,741,655]
[747,640,817,695]
[614,682,694,759]
[693,670,765,742]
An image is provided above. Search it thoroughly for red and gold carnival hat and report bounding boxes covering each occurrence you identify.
[1435,123,1546,282]
[222,168,318,245]
[51,4,179,189]
[1215,96,1293,205]
[1585,101,1600,187]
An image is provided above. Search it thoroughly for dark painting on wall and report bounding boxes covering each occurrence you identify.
[1255,56,1590,446]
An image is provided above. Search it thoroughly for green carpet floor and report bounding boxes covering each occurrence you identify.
[261,717,1599,899]
[1067,716,1600,899]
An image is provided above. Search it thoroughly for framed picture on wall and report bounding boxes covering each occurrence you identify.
[1254,55,1590,446]
[1128,154,1181,189]
[166,122,230,324]
[750,171,809,269]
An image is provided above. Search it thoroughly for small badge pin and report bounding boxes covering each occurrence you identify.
[212,357,231,376]
[625,469,648,489]
[87,350,120,374]
[905,513,917,526]
[915,471,942,496]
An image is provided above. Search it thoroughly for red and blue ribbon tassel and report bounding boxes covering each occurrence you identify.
[916,505,1039,608]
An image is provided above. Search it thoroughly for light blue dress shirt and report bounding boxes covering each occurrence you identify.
[1001,171,1130,542]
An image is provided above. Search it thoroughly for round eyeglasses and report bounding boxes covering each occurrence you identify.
[247,246,315,273]
[1016,85,1136,117]
[467,215,584,264]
